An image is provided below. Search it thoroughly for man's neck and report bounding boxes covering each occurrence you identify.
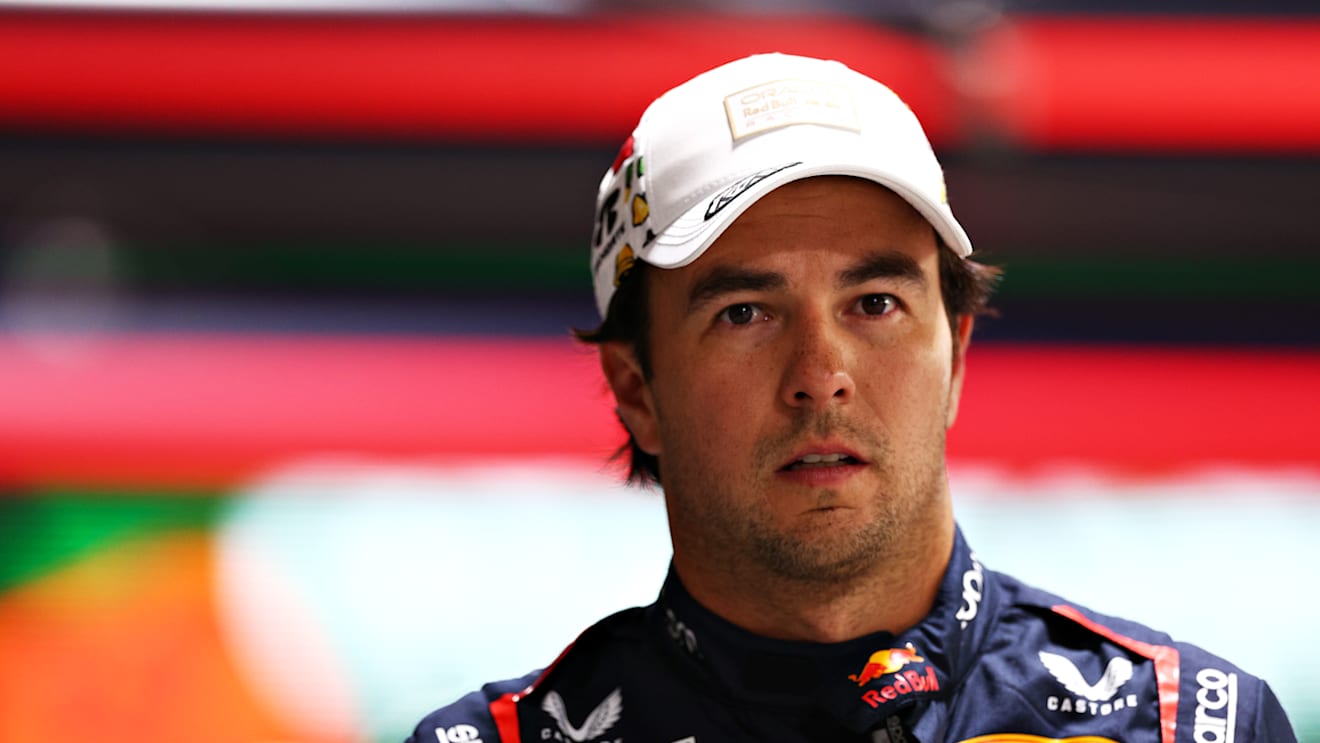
[672,517,955,644]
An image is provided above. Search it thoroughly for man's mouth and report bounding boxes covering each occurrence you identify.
[782,453,862,471]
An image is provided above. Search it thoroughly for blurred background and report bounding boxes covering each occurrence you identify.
[0,1,1317,742]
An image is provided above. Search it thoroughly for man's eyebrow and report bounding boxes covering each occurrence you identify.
[836,252,928,290]
[687,267,786,312]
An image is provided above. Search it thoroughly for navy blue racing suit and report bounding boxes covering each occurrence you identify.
[407,528,1296,743]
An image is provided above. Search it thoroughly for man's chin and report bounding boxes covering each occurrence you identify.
[752,523,890,585]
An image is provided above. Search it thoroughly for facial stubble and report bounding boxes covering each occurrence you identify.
[661,404,952,588]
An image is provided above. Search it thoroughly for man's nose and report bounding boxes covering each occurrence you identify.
[780,313,856,409]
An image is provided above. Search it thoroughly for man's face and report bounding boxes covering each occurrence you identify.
[605,176,971,584]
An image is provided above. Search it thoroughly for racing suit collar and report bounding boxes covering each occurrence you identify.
[650,525,994,735]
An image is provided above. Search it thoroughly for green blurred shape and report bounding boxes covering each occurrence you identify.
[0,490,225,594]
[129,241,584,292]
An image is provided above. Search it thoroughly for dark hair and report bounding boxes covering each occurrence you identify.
[574,236,1002,486]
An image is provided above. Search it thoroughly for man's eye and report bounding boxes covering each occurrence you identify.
[718,303,760,325]
[859,294,899,316]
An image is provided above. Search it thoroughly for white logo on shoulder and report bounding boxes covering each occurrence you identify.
[955,551,984,630]
[724,78,859,141]
[1040,650,1138,716]
[437,724,482,743]
[541,687,623,742]
[1195,667,1238,743]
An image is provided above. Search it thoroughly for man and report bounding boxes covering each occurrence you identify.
[409,53,1295,743]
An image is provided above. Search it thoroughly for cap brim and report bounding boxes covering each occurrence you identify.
[639,162,972,270]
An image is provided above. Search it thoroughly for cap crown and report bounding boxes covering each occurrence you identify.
[589,53,970,319]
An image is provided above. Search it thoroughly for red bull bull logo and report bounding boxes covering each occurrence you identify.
[847,643,940,709]
[849,643,925,686]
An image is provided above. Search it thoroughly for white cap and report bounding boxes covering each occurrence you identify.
[589,52,973,319]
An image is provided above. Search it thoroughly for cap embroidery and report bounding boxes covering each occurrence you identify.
[724,78,860,141]
[614,245,636,287]
[631,194,649,226]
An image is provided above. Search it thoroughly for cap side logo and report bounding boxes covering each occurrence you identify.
[704,161,801,221]
[724,78,860,141]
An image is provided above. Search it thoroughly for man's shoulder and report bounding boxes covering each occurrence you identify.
[406,674,538,743]
[990,568,1180,647]
[404,606,648,743]
[985,568,1296,742]
[991,567,1243,671]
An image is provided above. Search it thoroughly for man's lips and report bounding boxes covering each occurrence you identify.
[778,445,868,472]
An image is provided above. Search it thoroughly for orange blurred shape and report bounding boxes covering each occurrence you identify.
[0,532,334,743]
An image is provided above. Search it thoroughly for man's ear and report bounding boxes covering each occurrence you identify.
[946,315,975,430]
[599,341,662,455]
